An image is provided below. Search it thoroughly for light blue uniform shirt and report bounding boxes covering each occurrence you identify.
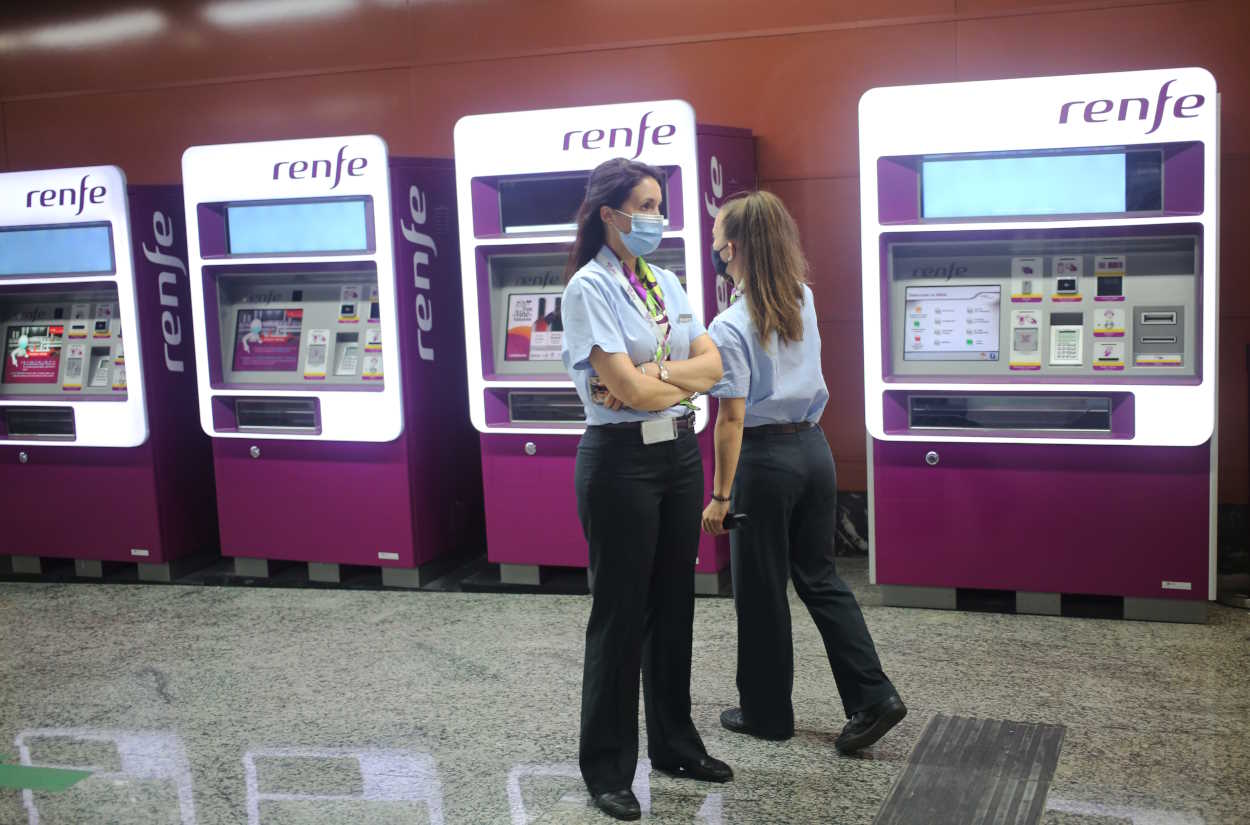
[561,246,706,426]
[707,284,829,426]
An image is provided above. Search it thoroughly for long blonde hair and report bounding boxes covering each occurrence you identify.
[718,191,808,344]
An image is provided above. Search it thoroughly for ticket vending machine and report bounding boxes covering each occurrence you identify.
[182,136,480,585]
[0,166,216,579]
[454,101,755,591]
[859,67,1219,622]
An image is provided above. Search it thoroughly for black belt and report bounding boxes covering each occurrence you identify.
[594,413,696,433]
[744,421,816,436]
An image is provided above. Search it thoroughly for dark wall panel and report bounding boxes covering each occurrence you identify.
[1220,155,1250,318]
[955,0,1249,154]
[405,22,958,181]
[1218,317,1250,504]
[0,1,957,100]
[4,69,413,183]
[0,1,413,100]
[765,177,864,324]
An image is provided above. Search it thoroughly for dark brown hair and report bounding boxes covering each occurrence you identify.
[718,190,809,344]
[564,157,666,281]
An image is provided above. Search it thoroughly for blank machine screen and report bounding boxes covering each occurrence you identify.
[226,198,370,255]
[0,224,114,277]
[921,151,1162,219]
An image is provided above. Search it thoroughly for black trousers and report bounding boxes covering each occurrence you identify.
[576,426,708,795]
[730,426,895,737]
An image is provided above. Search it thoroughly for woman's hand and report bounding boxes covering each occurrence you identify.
[702,498,730,536]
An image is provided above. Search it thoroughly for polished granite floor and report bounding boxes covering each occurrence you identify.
[1,559,1247,824]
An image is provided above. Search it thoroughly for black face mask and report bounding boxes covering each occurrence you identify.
[711,243,731,278]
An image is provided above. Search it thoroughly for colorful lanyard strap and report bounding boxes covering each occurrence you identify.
[623,257,671,363]
[623,257,698,413]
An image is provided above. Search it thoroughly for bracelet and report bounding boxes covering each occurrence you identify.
[711,494,730,503]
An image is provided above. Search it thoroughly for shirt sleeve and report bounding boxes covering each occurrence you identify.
[561,275,627,371]
[707,317,750,398]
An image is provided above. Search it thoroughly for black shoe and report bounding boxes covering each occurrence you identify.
[719,707,792,741]
[591,789,641,821]
[651,754,734,783]
[835,694,907,754]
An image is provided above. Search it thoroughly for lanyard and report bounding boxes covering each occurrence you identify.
[598,248,671,363]
[625,257,671,363]
[596,248,697,412]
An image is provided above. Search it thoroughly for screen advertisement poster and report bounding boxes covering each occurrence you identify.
[504,292,564,362]
[4,324,64,384]
[233,308,303,372]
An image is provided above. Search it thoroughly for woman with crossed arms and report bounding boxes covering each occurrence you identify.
[560,157,732,821]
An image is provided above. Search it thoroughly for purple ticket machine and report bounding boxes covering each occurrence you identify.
[859,68,1219,622]
[0,165,216,580]
[182,136,480,586]
[454,101,755,591]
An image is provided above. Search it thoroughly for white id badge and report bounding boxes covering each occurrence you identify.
[640,417,678,445]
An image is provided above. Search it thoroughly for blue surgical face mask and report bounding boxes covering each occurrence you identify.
[613,209,663,257]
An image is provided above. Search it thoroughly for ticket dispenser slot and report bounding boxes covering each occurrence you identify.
[507,390,586,423]
[906,394,1115,432]
[1,406,75,439]
[234,398,318,432]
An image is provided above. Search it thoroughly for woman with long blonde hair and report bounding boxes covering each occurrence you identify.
[701,191,906,753]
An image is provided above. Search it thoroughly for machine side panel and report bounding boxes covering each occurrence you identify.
[128,185,219,560]
[390,157,484,565]
[695,127,756,574]
[872,439,1209,600]
[212,437,415,566]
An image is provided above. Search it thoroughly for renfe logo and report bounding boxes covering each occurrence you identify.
[1059,79,1205,135]
[272,145,367,189]
[912,262,968,279]
[400,185,436,362]
[142,211,188,373]
[562,111,677,159]
[25,175,106,216]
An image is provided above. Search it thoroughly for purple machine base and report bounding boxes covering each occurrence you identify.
[481,431,726,575]
[1,186,218,565]
[873,438,1209,601]
[212,158,483,571]
[479,123,756,578]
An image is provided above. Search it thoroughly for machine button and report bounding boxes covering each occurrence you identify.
[524,442,537,456]
[924,450,940,466]
[18,451,29,464]
[249,445,261,459]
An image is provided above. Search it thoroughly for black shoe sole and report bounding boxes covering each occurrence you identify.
[651,763,734,783]
[835,702,907,754]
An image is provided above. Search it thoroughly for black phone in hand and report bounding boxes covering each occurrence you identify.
[722,513,749,531]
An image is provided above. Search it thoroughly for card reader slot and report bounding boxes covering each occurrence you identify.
[909,395,1113,432]
[235,398,318,431]
[508,391,586,423]
[1139,336,1177,344]
[2,406,75,439]
[1140,311,1177,325]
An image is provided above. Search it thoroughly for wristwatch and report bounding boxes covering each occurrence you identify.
[657,363,670,382]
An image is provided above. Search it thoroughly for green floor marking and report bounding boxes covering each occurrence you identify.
[0,764,92,792]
